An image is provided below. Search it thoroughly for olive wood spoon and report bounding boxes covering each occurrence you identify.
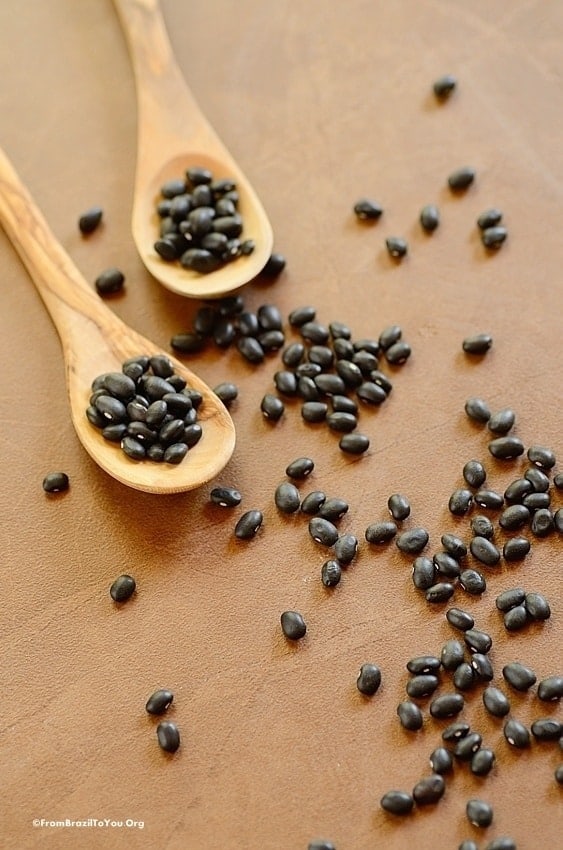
[113,0,273,298]
[0,146,235,493]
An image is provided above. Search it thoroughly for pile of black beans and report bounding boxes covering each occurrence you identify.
[86,354,202,463]
[154,166,255,273]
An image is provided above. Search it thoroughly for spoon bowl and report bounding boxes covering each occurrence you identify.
[114,0,273,299]
[0,145,236,494]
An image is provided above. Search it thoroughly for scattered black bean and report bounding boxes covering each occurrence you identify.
[499,504,530,530]
[385,341,411,365]
[449,488,473,515]
[446,608,474,631]
[504,605,528,631]
[321,559,342,587]
[412,556,436,590]
[504,478,533,503]
[286,457,314,479]
[530,508,554,537]
[145,689,174,715]
[503,718,530,748]
[430,747,453,774]
[156,720,180,753]
[314,374,346,396]
[380,790,414,815]
[433,74,457,98]
[462,332,492,355]
[441,534,467,560]
[387,494,411,521]
[274,370,298,397]
[354,198,383,220]
[356,381,387,405]
[370,370,393,393]
[170,332,206,354]
[524,591,551,621]
[474,489,504,510]
[412,774,445,805]
[495,587,525,612]
[334,534,358,565]
[42,472,69,493]
[522,491,551,510]
[78,205,103,234]
[442,721,470,741]
[426,582,455,603]
[301,321,330,345]
[537,676,563,701]
[554,508,563,533]
[554,472,563,489]
[318,497,349,522]
[326,411,357,433]
[261,252,286,277]
[109,574,136,602]
[463,459,487,488]
[466,799,493,828]
[210,486,242,507]
[260,393,284,421]
[435,552,462,578]
[280,610,306,640]
[407,674,440,698]
[237,336,265,364]
[441,639,465,671]
[526,444,556,469]
[309,517,339,546]
[329,321,352,340]
[525,465,551,492]
[453,662,476,691]
[471,747,495,776]
[396,527,429,554]
[339,433,370,454]
[365,521,398,544]
[397,700,423,731]
[465,397,491,423]
[448,166,475,191]
[407,655,441,675]
[300,491,327,515]
[531,718,562,741]
[430,692,464,718]
[310,345,335,370]
[454,732,482,760]
[356,663,382,695]
[471,653,494,682]
[464,629,492,655]
[289,306,316,327]
[302,401,328,423]
[488,436,525,460]
[234,510,263,540]
[470,536,500,566]
[385,236,408,259]
[482,686,510,718]
[477,208,502,230]
[333,394,358,415]
[275,482,301,514]
[335,359,362,387]
[460,568,486,595]
[482,226,508,250]
[420,204,440,232]
[502,536,530,561]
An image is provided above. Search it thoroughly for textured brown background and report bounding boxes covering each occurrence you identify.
[0,1,562,848]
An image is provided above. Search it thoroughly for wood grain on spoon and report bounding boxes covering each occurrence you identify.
[0,146,235,494]
[113,0,273,298]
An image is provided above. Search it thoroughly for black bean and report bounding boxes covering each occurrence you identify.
[95,267,125,296]
[448,166,475,191]
[356,381,387,404]
[321,559,342,587]
[412,557,436,590]
[356,663,382,695]
[329,321,352,340]
[433,74,457,98]
[463,459,486,488]
[145,689,174,715]
[412,774,445,805]
[441,535,467,560]
[95,394,127,423]
[300,321,330,345]
[155,236,183,260]
[318,498,349,522]
[470,537,500,567]
[538,676,563,701]
[466,799,493,828]
[434,552,462,578]
[210,486,242,508]
[488,436,525,460]
[554,508,563,533]
[289,306,316,327]
[314,373,346,396]
[531,718,562,741]
[556,765,563,784]
[211,382,237,407]
[163,442,188,464]
[259,329,285,352]
[275,482,301,514]
[462,332,492,354]
[286,457,314,479]
[280,610,306,640]
[326,412,357,433]
[216,295,244,316]
[274,371,298,399]
[460,569,486,595]
[309,517,339,546]
[503,536,530,561]
[335,359,362,388]
[407,674,440,698]
[186,167,212,186]
[482,686,510,718]
[454,732,482,760]
[333,338,355,360]
[420,204,440,232]
[183,423,202,448]
[302,401,328,423]
[237,336,265,363]
[397,700,423,731]
[495,587,525,612]
[298,376,321,401]
[530,508,554,537]
[474,489,504,510]
[426,582,455,603]
[121,435,146,460]
[406,656,441,675]
[380,790,414,815]
[471,748,495,776]
[523,491,551,511]
[471,514,495,538]
[464,629,492,655]
[354,198,383,220]
[334,534,358,565]
[524,591,551,621]
[471,653,494,682]
[365,521,397,544]
[339,433,370,455]
[300,491,327,515]
[236,311,259,338]
[307,840,335,850]
[453,662,476,691]
[525,466,550,492]
[396,527,429,554]
[484,839,516,850]
[256,304,282,332]
[449,489,473,515]
[465,396,491,423]
[78,205,103,234]
[476,209,502,231]
[141,375,177,401]
[181,247,223,273]
[369,370,393,393]
[234,510,263,540]
[504,605,528,631]
[504,478,533,503]
[159,418,186,445]
[503,719,530,748]
[42,472,69,493]
[156,720,180,753]
[446,607,474,631]
[110,574,136,602]
[86,404,105,427]
[377,325,401,351]
[442,721,470,742]
[385,341,411,365]
[352,350,379,376]
[482,226,508,250]
[102,372,136,402]
[385,236,408,258]
[526,445,556,469]
[309,345,334,369]
[430,692,464,718]
[126,422,157,445]
[260,394,284,421]
[388,494,411,521]
[146,444,165,462]
[429,747,453,774]
[441,639,465,671]
[281,343,305,369]
[499,504,530,530]
[170,332,206,354]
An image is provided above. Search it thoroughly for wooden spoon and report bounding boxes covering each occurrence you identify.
[0,146,235,494]
[113,0,273,298]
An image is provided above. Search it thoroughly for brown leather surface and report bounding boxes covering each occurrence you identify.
[0,1,562,848]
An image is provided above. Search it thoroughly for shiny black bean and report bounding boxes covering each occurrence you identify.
[356,663,382,695]
[385,236,408,258]
[466,799,493,828]
[234,510,263,540]
[275,482,301,514]
[110,574,136,602]
[464,629,491,655]
[259,330,285,352]
[538,676,563,701]
[302,401,328,423]
[332,397,358,417]
[289,306,316,327]
[140,375,176,401]
[146,444,165,462]
[453,663,476,691]
[318,498,349,522]
[321,559,342,587]
[126,422,157,445]
[260,394,284,421]
[441,639,465,671]
[237,336,265,363]
[213,382,238,406]
[454,732,482,760]
[282,343,305,368]
[297,377,321,401]
[339,433,370,454]
[300,491,326,515]
[495,587,526,612]
[488,436,524,459]
[412,774,445,805]
[300,321,329,345]
[406,656,441,675]
[334,359,362,388]
[412,556,436,590]
[474,489,504,510]
[503,718,530,748]
[95,395,127,423]
[477,208,502,230]
[470,516,494,540]
[183,423,202,448]
[354,198,383,220]
[499,504,530,530]
[531,718,562,741]
[434,552,461,578]
[465,396,491,423]
[86,405,105,427]
[525,466,550,492]
[527,444,556,469]
[482,226,508,249]
[307,346,333,370]
[237,311,259,337]
[286,457,314,479]
[78,205,103,234]
[524,591,551,620]
[523,491,551,511]
[327,412,357,433]
[366,521,397,543]
[504,605,528,631]
[530,508,554,536]
[502,537,530,561]
[449,488,473,515]
[429,747,453,774]
[163,442,188,464]
[407,674,440,698]
[488,408,515,435]
[102,372,136,402]
[448,166,475,191]
[170,331,206,354]
[433,74,457,98]
[329,320,352,340]
[211,319,235,348]
[483,686,510,718]
[463,460,486,488]
[257,304,283,332]
[334,534,358,565]
[420,204,440,232]
[280,610,306,640]
[121,436,146,460]
[463,332,492,354]
[385,341,411,364]
[380,790,414,815]
[157,720,180,753]
[388,494,410,521]
[441,534,467,560]
[145,689,174,715]
[332,338,355,361]
[470,537,500,566]
[430,693,465,718]
[180,247,222,273]
[356,381,387,404]
[309,517,339,546]
[426,582,455,603]
[352,350,379,376]
[471,653,494,682]
[42,472,69,493]
[471,748,495,776]
[446,607,474,631]
[159,418,185,445]
[369,370,393,393]
[210,486,242,507]
[397,700,423,731]
[95,267,125,295]
[396,527,429,554]
[460,569,486,595]
[504,477,533,502]
[314,373,346,396]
